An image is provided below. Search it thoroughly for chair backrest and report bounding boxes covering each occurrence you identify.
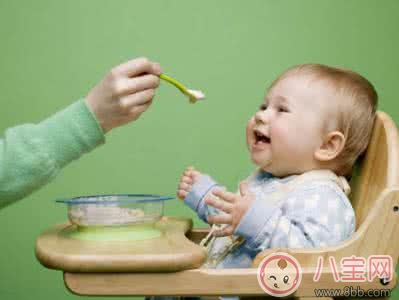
[350,111,399,228]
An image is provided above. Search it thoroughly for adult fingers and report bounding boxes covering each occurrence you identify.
[113,57,161,77]
[118,74,160,96]
[121,89,155,108]
[127,100,153,119]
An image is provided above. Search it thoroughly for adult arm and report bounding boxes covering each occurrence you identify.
[0,99,104,208]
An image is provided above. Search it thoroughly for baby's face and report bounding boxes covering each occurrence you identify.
[246,74,334,176]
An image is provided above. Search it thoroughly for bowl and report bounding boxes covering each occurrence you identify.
[56,194,174,227]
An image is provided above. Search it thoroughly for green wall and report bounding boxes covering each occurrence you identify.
[0,0,398,299]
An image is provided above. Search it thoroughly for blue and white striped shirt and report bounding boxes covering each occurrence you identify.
[185,169,356,269]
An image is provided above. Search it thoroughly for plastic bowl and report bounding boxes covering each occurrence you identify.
[56,194,174,227]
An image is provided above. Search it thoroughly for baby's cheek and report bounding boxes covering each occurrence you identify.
[246,118,254,132]
[270,126,291,146]
[272,125,296,148]
[245,120,255,144]
[272,126,307,164]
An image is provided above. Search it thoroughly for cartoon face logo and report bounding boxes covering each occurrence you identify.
[257,252,302,297]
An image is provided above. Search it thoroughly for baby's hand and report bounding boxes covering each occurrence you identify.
[205,181,255,237]
[85,57,162,133]
[177,167,202,200]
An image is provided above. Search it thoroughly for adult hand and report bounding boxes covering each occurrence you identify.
[85,57,162,133]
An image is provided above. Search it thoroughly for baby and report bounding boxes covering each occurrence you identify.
[177,64,378,269]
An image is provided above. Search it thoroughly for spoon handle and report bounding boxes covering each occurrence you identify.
[159,73,190,96]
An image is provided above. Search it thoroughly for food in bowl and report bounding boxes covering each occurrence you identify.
[56,194,174,227]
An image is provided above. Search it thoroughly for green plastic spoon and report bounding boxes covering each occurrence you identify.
[160,73,205,104]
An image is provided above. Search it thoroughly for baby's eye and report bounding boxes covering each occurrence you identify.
[259,103,268,111]
[277,106,289,113]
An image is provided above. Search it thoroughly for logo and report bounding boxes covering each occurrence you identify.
[257,252,302,297]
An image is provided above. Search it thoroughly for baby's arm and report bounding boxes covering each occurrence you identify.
[177,167,223,223]
[235,184,356,252]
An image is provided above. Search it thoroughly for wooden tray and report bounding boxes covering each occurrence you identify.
[35,216,207,272]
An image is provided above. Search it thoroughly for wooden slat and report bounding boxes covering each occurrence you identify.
[64,269,396,296]
[350,111,399,228]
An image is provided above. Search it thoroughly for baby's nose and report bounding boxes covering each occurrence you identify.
[255,110,270,124]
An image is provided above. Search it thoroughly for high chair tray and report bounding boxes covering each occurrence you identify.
[35,216,207,272]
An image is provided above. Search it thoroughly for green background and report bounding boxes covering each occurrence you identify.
[0,0,398,299]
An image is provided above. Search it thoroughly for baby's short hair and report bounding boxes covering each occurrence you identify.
[272,64,378,176]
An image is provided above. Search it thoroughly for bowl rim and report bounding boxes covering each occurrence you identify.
[55,194,175,205]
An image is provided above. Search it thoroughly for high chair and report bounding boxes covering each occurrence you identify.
[37,111,399,299]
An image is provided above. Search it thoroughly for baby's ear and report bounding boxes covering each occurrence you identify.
[314,131,346,162]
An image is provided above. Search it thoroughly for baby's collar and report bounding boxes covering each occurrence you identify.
[255,169,301,183]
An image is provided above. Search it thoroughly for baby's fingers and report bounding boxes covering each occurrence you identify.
[204,196,233,213]
[207,214,232,225]
[178,181,191,192]
[176,189,187,200]
[184,166,194,175]
[212,188,236,203]
[184,168,201,180]
[212,225,234,237]
[180,175,193,185]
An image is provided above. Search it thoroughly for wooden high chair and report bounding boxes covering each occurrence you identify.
[50,111,399,299]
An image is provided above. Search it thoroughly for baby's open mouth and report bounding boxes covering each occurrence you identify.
[254,130,271,144]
